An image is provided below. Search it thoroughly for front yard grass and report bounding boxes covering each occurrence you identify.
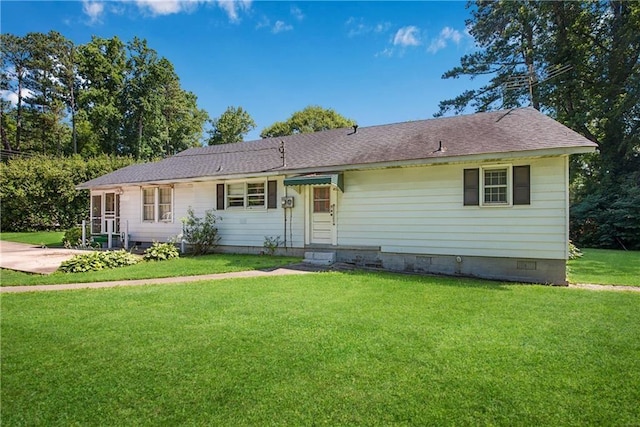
[1,231,65,247]
[2,272,639,425]
[0,253,302,286]
[567,248,640,286]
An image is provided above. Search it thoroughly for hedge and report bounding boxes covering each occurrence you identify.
[0,154,136,232]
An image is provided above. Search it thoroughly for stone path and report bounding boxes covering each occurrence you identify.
[568,283,640,292]
[0,267,314,293]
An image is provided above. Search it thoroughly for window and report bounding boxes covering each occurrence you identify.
[313,187,331,213]
[143,188,155,221]
[91,195,102,234]
[463,165,531,207]
[247,182,265,207]
[227,183,246,207]
[158,187,172,221]
[226,181,266,209]
[483,168,508,204]
[217,180,277,210]
[142,186,173,222]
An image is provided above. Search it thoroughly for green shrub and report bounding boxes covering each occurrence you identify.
[143,242,180,261]
[181,207,221,256]
[59,250,141,273]
[263,235,282,256]
[62,225,92,248]
[570,172,640,250]
[568,241,583,260]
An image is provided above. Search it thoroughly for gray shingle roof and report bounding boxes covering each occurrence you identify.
[79,107,598,188]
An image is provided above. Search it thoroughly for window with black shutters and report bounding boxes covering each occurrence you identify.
[220,180,275,209]
[463,165,531,207]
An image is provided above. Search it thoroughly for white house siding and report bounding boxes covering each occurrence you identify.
[116,183,192,243]
[213,179,305,248]
[104,177,304,249]
[336,156,568,260]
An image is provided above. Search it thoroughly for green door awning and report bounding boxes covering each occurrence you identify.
[284,173,344,191]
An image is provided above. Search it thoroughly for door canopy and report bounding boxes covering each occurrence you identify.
[284,173,344,192]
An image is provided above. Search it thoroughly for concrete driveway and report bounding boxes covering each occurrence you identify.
[0,240,88,274]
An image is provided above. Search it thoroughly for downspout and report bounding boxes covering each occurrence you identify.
[283,184,287,249]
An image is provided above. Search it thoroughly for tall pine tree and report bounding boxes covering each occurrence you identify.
[438,0,640,249]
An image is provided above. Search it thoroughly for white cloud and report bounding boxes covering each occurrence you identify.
[290,5,304,21]
[0,90,18,106]
[345,17,390,38]
[427,38,446,53]
[134,0,185,16]
[347,22,368,37]
[97,0,252,22]
[374,22,391,33]
[1,88,35,106]
[82,0,104,23]
[255,15,270,30]
[442,26,462,43]
[393,26,420,47]
[427,26,464,53]
[374,48,394,58]
[217,0,252,23]
[272,20,293,34]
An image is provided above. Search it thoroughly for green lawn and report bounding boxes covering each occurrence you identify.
[0,253,301,286]
[1,231,65,247]
[2,272,639,426]
[567,248,640,286]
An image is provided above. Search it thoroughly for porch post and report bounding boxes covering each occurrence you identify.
[81,220,86,246]
[107,220,113,249]
[124,220,129,250]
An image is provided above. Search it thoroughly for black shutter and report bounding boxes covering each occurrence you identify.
[216,183,225,210]
[463,168,480,206]
[267,180,277,209]
[513,165,531,205]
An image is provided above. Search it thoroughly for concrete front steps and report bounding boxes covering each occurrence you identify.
[303,251,336,266]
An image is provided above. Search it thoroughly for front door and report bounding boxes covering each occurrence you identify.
[103,192,120,234]
[310,186,336,245]
[90,192,120,234]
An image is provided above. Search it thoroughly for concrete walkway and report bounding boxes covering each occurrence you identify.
[0,267,314,293]
[0,240,90,274]
[568,283,640,292]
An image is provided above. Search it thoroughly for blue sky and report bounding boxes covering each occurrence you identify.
[1,1,482,141]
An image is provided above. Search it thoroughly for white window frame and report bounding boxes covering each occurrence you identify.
[226,180,267,210]
[141,186,174,222]
[480,165,512,207]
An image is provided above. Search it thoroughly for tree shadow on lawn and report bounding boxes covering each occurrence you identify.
[297,263,516,291]
[179,253,303,271]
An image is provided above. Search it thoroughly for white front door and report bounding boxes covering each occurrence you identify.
[310,186,336,245]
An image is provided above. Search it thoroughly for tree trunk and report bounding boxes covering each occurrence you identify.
[1,107,11,151]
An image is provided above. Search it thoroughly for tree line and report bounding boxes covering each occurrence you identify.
[1,32,209,160]
[439,0,639,249]
[0,31,356,158]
